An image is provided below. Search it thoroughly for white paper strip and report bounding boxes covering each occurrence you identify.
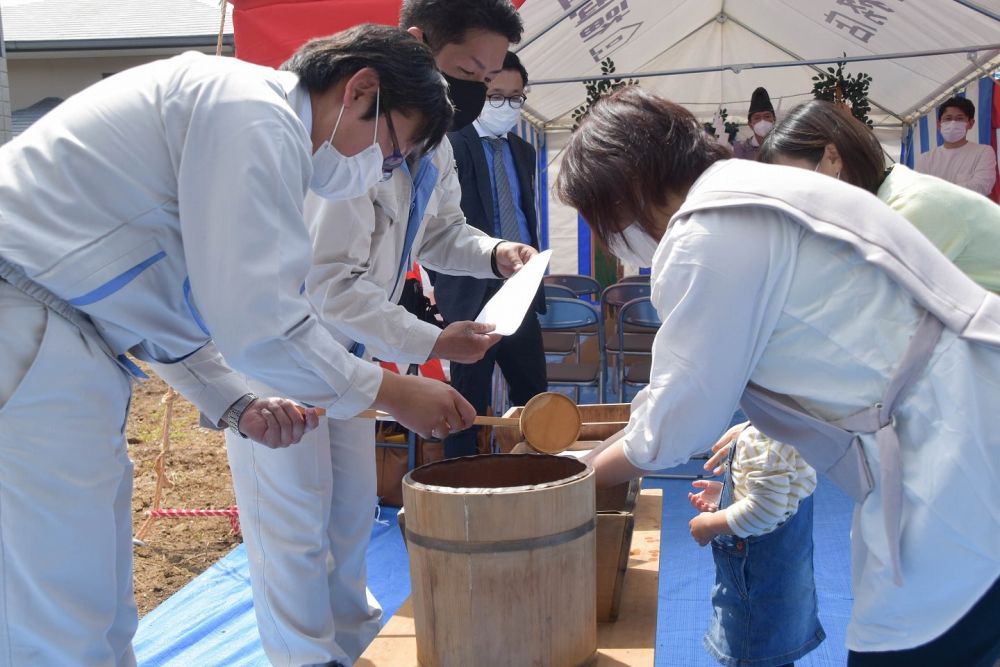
[475,249,553,335]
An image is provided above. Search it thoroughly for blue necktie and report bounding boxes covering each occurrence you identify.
[486,137,522,243]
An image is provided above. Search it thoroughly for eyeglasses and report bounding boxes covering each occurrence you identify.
[380,110,404,182]
[487,94,526,109]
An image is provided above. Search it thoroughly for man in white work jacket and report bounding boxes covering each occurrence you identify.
[0,25,476,666]
[221,2,537,665]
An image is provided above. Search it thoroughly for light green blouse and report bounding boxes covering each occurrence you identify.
[878,164,1000,293]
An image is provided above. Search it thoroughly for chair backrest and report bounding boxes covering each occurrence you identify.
[543,274,601,298]
[616,297,660,399]
[620,274,651,284]
[618,297,661,332]
[538,297,600,331]
[543,283,578,300]
[600,282,651,311]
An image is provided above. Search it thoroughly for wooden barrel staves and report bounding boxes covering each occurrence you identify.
[402,454,597,667]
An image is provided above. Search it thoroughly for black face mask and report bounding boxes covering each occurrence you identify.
[443,72,487,131]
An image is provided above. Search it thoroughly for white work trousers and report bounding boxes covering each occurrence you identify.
[0,281,136,666]
[225,407,381,667]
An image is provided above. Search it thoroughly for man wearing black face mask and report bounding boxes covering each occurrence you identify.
[402,0,516,131]
[303,1,532,380]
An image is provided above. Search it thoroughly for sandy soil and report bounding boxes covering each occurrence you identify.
[128,368,240,617]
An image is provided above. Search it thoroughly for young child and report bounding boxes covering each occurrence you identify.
[688,424,825,667]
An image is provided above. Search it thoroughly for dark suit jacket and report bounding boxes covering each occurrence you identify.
[433,124,545,323]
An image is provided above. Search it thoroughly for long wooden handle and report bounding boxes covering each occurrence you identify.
[303,406,624,429]
[353,410,519,427]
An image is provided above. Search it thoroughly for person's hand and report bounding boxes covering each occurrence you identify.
[689,512,722,547]
[431,321,502,363]
[238,397,321,448]
[494,242,538,277]
[372,370,476,440]
[687,479,723,512]
[704,421,748,475]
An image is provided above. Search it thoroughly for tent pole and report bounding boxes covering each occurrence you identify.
[903,53,1000,120]
[953,0,1000,22]
[725,14,903,121]
[529,44,1000,86]
[514,0,592,54]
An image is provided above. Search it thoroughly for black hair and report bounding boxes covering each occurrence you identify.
[400,0,523,50]
[282,23,453,151]
[759,100,886,194]
[937,96,975,120]
[502,50,528,86]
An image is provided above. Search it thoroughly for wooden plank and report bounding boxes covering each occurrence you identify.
[357,489,662,667]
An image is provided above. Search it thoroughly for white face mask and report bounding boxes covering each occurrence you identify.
[607,223,660,268]
[752,119,774,138]
[477,102,522,137]
[310,89,385,200]
[939,120,968,143]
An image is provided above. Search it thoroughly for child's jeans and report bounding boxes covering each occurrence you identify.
[704,494,825,667]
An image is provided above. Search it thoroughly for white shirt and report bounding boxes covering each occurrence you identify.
[915,141,997,196]
[0,52,382,422]
[303,133,498,364]
[621,162,1000,651]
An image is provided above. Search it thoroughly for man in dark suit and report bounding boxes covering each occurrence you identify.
[435,51,547,458]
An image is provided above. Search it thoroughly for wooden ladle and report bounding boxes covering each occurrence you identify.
[308,391,594,453]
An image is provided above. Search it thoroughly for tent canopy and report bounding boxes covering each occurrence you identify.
[514,0,1000,129]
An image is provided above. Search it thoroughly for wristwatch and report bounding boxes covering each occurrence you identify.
[224,393,258,438]
[490,242,504,278]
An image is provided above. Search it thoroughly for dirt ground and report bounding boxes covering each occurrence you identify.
[128,367,241,617]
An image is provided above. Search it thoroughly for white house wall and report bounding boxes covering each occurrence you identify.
[7,52,219,110]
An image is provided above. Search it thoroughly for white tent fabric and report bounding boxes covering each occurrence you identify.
[508,0,1000,276]
[516,0,1000,129]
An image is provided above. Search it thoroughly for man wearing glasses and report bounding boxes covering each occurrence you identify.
[435,51,548,458]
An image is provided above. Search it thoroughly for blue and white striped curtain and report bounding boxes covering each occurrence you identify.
[900,76,995,168]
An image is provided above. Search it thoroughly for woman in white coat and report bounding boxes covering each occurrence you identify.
[0,25,475,666]
[558,87,1000,666]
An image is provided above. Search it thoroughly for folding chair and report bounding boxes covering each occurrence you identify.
[543,274,601,301]
[617,297,660,401]
[542,284,583,358]
[537,297,604,402]
[613,298,713,481]
[543,283,578,300]
[620,274,651,284]
[599,282,653,401]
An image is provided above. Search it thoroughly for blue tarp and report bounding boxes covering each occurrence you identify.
[134,508,409,666]
[135,478,854,666]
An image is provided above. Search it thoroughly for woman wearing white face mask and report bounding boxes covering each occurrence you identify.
[557,87,1000,667]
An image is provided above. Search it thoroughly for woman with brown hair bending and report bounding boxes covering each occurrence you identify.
[558,86,1000,667]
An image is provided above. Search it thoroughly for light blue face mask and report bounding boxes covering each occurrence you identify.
[309,89,384,200]
[607,223,660,268]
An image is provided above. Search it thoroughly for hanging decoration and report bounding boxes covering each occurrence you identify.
[811,53,874,127]
[570,58,639,131]
[703,108,740,144]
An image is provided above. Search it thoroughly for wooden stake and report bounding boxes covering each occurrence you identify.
[135,388,177,540]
